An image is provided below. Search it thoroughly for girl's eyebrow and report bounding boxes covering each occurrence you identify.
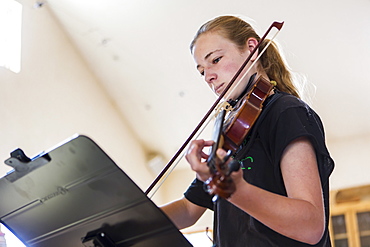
[196,49,222,70]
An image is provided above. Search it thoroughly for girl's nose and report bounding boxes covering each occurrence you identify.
[204,69,217,85]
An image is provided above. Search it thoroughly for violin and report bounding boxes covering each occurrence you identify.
[205,76,276,199]
[145,21,284,199]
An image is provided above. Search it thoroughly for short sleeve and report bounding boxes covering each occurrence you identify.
[184,178,214,210]
[265,96,334,185]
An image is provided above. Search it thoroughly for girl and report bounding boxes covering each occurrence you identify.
[162,15,334,247]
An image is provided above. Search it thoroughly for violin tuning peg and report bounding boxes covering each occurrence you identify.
[227,160,241,176]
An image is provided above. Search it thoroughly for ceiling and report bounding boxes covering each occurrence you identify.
[44,0,370,164]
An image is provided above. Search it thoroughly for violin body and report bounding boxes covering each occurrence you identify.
[223,76,275,153]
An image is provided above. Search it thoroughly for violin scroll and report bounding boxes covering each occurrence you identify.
[205,152,240,199]
[205,110,240,199]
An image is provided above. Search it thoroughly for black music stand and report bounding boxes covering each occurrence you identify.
[0,135,192,247]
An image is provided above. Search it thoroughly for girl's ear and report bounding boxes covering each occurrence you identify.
[246,37,259,61]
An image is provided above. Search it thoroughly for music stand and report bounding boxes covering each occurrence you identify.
[0,135,193,247]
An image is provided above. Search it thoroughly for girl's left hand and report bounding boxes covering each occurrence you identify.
[216,148,244,188]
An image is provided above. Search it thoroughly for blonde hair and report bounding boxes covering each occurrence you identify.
[190,15,302,98]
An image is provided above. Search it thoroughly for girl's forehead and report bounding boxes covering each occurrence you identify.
[193,33,234,58]
[196,32,229,46]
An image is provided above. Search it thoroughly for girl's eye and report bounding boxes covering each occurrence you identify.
[198,56,222,76]
[213,57,222,64]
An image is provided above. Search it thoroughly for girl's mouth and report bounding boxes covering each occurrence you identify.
[215,83,225,95]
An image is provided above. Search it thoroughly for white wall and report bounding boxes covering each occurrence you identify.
[0,0,155,195]
[329,135,370,191]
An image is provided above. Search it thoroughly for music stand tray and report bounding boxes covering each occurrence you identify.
[0,135,193,247]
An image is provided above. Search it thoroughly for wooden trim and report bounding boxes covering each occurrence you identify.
[330,184,370,247]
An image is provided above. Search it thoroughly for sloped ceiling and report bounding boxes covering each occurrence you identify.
[45,0,370,163]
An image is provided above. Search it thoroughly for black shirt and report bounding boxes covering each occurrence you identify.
[184,92,334,247]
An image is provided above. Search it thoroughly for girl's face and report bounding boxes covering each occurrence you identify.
[192,32,257,100]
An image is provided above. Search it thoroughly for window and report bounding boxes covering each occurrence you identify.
[0,223,26,247]
[0,0,22,73]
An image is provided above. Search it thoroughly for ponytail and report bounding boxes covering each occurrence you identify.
[259,39,300,98]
